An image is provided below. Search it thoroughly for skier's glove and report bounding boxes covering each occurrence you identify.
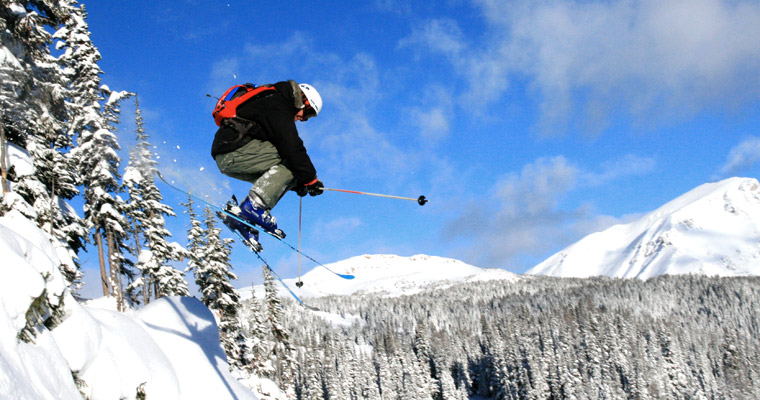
[297,179,324,197]
[306,179,324,197]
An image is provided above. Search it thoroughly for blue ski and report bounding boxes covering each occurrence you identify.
[157,171,354,280]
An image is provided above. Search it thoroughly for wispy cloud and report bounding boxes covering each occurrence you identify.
[718,136,760,176]
[582,154,657,186]
[403,0,760,135]
[407,84,454,145]
[444,154,655,269]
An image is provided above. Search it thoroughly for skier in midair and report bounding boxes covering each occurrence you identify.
[211,80,324,249]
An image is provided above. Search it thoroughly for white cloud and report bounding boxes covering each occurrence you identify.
[407,84,454,145]
[494,156,579,218]
[444,156,584,267]
[444,154,654,269]
[581,154,657,186]
[404,0,760,134]
[719,136,760,176]
[399,18,465,57]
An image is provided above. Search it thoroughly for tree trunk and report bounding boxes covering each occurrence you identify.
[1,116,9,196]
[133,219,149,304]
[96,228,108,296]
[107,229,123,311]
[49,170,55,235]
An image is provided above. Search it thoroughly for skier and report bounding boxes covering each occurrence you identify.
[211,80,324,248]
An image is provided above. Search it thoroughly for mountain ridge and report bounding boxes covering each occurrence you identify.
[239,254,519,300]
[243,177,760,300]
[528,177,760,279]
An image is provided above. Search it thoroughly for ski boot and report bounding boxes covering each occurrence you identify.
[237,195,286,239]
[219,200,264,252]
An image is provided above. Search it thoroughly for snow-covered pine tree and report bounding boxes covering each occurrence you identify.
[240,287,272,377]
[181,195,203,293]
[51,0,108,264]
[301,348,325,400]
[123,95,180,303]
[0,2,62,208]
[122,96,152,303]
[68,81,133,299]
[0,1,88,287]
[433,352,460,400]
[356,352,382,400]
[117,95,187,300]
[412,318,439,398]
[262,264,297,391]
[0,1,67,149]
[195,206,246,367]
[319,332,347,399]
[373,346,395,399]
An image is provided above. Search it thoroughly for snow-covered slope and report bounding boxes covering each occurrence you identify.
[0,211,259,400]
[240,254,518,300]
[528,177,760,279]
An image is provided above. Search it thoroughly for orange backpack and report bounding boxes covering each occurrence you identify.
[212,83,277,126]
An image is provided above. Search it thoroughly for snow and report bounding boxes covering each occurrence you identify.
[0,211,259,400]
[528,177,760,279]
[1,46,23,69]
[4,142,35,177]
[311,310,364,328]
[0,212,82,400]
[240,254,519,301]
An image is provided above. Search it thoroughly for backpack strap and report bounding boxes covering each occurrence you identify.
[213,84,277,126]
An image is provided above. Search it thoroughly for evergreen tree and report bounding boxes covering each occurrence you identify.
[119,97,187,300]
[0,1,62,211]
[0,1,67,165]
[69,82,132,298]
[412,318,438,399]
[1,1,86,288]
[181,195,203,293]
[47,0,94,257]
[42,0,137,301]
[195,206,245,367]
[263,265,297,391]
[123,95,187,302]
[302,349,325,400]
[320,332,347,399]
[240,289,273,377]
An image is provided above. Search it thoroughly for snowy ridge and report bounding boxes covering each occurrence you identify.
[0,211,262,400]
[528,177,760,279]
[240,254,518,300]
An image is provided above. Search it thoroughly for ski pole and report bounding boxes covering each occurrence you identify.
[296,197,303,288]
[321,187,428,206]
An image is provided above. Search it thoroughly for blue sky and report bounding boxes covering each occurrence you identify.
[77,0,760,297]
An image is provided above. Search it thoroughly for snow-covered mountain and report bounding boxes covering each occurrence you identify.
[240,254,518,300]
[528,177,760,279]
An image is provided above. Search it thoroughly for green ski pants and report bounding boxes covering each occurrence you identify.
[215,139,294,209]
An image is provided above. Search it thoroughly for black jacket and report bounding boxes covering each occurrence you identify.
[211,81,317,187]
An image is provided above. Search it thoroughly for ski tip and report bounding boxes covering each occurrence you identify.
[303,304,321,312]
[338,274,356,280]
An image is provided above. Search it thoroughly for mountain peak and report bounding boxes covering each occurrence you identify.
[240,254,518,300]
[528,177,760,279]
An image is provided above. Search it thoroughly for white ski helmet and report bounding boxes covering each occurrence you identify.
[299,83,323,117]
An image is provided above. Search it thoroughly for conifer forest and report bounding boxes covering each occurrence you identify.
[252,274,760,399]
